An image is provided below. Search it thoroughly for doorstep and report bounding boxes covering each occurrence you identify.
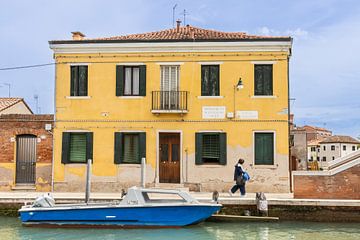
[11,184,36,191]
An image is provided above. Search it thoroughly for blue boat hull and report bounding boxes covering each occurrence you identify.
[20,205,221,227]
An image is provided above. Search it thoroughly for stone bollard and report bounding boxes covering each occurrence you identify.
[256,192,268,217]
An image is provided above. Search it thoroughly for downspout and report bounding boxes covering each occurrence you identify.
[51,55,56,192]
[287,43,292,193]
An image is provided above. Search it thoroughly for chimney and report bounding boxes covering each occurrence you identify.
[176,20,181,32]
[71,31,85,40]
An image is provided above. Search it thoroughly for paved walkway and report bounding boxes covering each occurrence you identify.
[0,191,359,207]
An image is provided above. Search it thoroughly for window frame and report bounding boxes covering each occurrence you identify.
[122,133,141,164]
[70,65,88,96]
[123,66,140,96]
[201,65,220,96]
[343,145,347,151]
[331,145,335,151]
[201,133,221,164]
[114,132,146,165]
[61,131,93,164]
[254,64,273,96]
[253,131,276,166]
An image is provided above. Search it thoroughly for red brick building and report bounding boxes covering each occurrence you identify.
[0,114,53,191]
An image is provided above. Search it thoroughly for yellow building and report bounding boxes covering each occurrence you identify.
[49,25,292,193]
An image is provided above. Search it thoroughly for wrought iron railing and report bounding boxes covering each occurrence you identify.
[151,91,188,112]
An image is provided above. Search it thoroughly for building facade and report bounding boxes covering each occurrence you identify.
[49,26,292,193]
[319,135,359,168]
[0,98,33,115]
[0,114,53,191]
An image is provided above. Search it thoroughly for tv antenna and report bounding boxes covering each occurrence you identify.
[172,4,178,27]
[34,94,40,114]
[181,9,189,26]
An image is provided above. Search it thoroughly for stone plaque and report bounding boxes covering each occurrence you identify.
[202,106,226,119]
[236,111,258,119]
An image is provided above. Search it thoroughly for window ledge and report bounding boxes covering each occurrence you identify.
[116,164,141,167]
[197,96,224,99]
[196,164,226,168]
[250,164,278,169]
[117,96,144,99]
[66,96,91,99]
[251,96,277,99]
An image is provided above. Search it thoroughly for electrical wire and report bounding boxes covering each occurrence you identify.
[0,63,55,71]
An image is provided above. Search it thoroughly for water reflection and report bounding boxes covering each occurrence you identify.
[1,217,360,240]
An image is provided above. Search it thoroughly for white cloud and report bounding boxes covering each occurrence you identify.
[257,26,308,39]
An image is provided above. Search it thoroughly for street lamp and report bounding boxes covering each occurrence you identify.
[233,77,244,116]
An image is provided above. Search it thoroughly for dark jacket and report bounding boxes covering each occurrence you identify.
[233,164,244,181]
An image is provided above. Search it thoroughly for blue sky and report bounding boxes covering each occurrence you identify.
[0,0,359,137]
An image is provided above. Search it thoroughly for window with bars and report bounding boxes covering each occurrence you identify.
[195,132,226,165]
[70,66,88,96]
[254,132,274,165]
[254,64,273,96]
[201,65,219,96]
[114,132,146,164]
[61,132,93,164]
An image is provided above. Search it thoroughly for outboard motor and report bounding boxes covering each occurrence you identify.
[32,193,55,208]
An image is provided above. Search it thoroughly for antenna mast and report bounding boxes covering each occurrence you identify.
[172,4,178,27]
[182,9,189,26]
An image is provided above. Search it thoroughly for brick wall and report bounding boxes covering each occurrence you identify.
[294,164,360,199]
[0,114,53,191]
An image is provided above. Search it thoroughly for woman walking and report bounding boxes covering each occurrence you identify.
[229,159,246,197]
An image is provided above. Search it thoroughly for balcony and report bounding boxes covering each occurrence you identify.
[151,91,188,114]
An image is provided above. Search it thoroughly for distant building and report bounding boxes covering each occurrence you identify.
[0,98,33,115]
[301,125,332,142]
[290,128,307,170]
[319,135,359,168]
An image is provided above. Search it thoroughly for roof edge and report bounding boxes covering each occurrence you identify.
[49,37,292,45]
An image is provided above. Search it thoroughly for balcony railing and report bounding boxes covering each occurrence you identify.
[151,91,188,113]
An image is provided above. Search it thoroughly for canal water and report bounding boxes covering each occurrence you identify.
[1,217,359,240]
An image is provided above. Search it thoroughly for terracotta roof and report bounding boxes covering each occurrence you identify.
[0,98,22,112]
[320,135,360,144]
[303,125,332,133]
[50,25,292,43]
[0,98,33,114]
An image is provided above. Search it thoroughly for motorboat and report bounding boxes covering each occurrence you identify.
[19,186,221,228]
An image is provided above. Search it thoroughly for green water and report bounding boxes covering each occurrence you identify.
[0,217,359,240]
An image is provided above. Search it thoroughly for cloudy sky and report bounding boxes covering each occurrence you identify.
[0,0,359,137]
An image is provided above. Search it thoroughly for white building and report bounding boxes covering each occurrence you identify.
[319,135,359,169]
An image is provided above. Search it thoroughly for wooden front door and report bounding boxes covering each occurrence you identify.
[159,133,180,183]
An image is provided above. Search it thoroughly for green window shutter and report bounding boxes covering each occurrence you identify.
[201,66,208,96]
[138,132,146,163]
[69,133,87,163]
[201,65,219,96]
[116,65,124,96]
[123,134,140,164]
[114,132,124,164]
[86,132,93,162]
[255,133,274,165]
[78,66,88,96]
[114,132,123,164]
[70,66,78,96]
[219,132,227,165]
[209,65,219,96]
[255,65,273,96]
[139,65,146,96]
[61,132,71,164]
[195,133,203,165]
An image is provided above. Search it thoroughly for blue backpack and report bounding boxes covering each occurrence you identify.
[243,172,250,181]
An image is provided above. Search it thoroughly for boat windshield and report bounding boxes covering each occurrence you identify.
[142,192,187,203]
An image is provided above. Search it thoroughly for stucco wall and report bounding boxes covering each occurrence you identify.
[53,50,290,193]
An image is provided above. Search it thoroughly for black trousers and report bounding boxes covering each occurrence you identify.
[231,184,246,195]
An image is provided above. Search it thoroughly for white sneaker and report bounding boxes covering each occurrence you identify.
[228,190,233,196]
[240,194,246,198]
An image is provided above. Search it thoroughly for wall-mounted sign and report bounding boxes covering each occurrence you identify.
[236,111,259,119]
[202,106,226,119]
[10,137,15,142]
